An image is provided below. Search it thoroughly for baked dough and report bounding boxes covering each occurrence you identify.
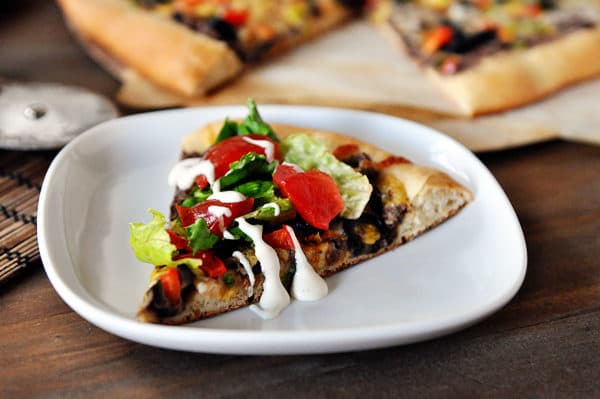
[428,28,600,115]
[57,0,353,97]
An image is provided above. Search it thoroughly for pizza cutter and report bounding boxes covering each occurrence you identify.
[0,81,118,150]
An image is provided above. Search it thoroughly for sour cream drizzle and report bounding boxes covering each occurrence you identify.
[208,190,246,203]
[242,137,275,162]
[235,217,290,319]
[168,158,215,191]
[233,250,255,297]
[261,202,281,216]
[207,206,232,232]
[286,226,328,301]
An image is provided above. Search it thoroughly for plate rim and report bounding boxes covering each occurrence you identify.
[38,104,527,354]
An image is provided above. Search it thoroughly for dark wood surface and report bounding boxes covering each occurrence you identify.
[2,2,600,398]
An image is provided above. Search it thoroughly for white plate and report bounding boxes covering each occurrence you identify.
[38,105,526,355]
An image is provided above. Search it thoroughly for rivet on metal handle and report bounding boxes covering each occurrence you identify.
[23,103,48,120]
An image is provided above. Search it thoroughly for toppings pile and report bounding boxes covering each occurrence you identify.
[377,0,598,74]
[129,99,376,319]
[135,0,361,61]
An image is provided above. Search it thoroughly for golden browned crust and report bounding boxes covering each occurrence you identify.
[142,123,472,324]
[57,0,243,97]
[57,0,353,99]
[430,28,600,116]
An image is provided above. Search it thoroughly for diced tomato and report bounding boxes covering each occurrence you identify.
[201,253,227,278]
[526,4,542,17]
[173,250,227,278]
[179,0,204,9]
[276,170,344,230]
[273,163,302,190]
[176,198,255,234]
[167,229,191,251]
[194,174,209,190]
[421,25,454,55]
[332,144,360,161]
[205,135,280,179]
[377,156,412,168]
[160,268,181,305]
[263,226,295,250]
[252,23,276,42]
[474,0,492,9]
[439,56,460,75]
[223,8,248,27]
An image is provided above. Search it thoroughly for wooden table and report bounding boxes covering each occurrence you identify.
[2,2,599,397]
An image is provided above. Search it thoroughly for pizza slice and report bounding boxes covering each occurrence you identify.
[371,0,600,115]
[129,100,473,324]
[56,0,362,98]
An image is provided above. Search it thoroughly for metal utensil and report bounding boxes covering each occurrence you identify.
[0,81,118,150]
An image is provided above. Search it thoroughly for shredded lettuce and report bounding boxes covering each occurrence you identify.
[281,134,372,219]
[129,209,202,268]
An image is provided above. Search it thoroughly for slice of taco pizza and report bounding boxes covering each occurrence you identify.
[129,100,473,324]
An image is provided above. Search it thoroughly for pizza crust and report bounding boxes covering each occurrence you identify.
[57,0,353,99]
[429,28,600,116]
[57,0,243,97]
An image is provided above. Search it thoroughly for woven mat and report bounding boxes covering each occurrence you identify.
[0,151,53,284]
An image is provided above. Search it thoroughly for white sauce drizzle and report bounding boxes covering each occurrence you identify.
[287,226,328,301]
[235,217,290,319]
[282,161,303,171]
[223,230,235,240]
[212,179,221,194]
[207,206,232,232]
[233,250,255,297]
[208,190,247,203]
[261,202,281,216]
[242,137,275,162]
[168,158,215,191]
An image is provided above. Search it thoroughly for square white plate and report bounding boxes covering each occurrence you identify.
[38,105,526,355]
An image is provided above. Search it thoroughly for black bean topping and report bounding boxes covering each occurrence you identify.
[441,24,497,54]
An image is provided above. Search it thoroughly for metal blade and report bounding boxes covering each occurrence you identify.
[0,82,118,150]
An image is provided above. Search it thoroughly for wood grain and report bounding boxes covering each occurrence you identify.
[1,2,600,398]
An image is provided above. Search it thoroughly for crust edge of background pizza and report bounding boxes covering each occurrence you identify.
[57,0,354,99]
[56,0,243,97]
[428,27,600,116]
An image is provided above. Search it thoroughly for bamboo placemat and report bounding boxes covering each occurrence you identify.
[0,151,53,284]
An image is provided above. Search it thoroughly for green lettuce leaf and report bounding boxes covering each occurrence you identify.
[215,98,279,143]
[238,98,278,141]
[215,118,239,143]
[186,218,220,253]
[181,184,213,207]
[233,180,276,205]
[244,198,295,223]
[129,209,177,266]
[219,153,278,189]
[281,134,372,219]
[129,209,202,268]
